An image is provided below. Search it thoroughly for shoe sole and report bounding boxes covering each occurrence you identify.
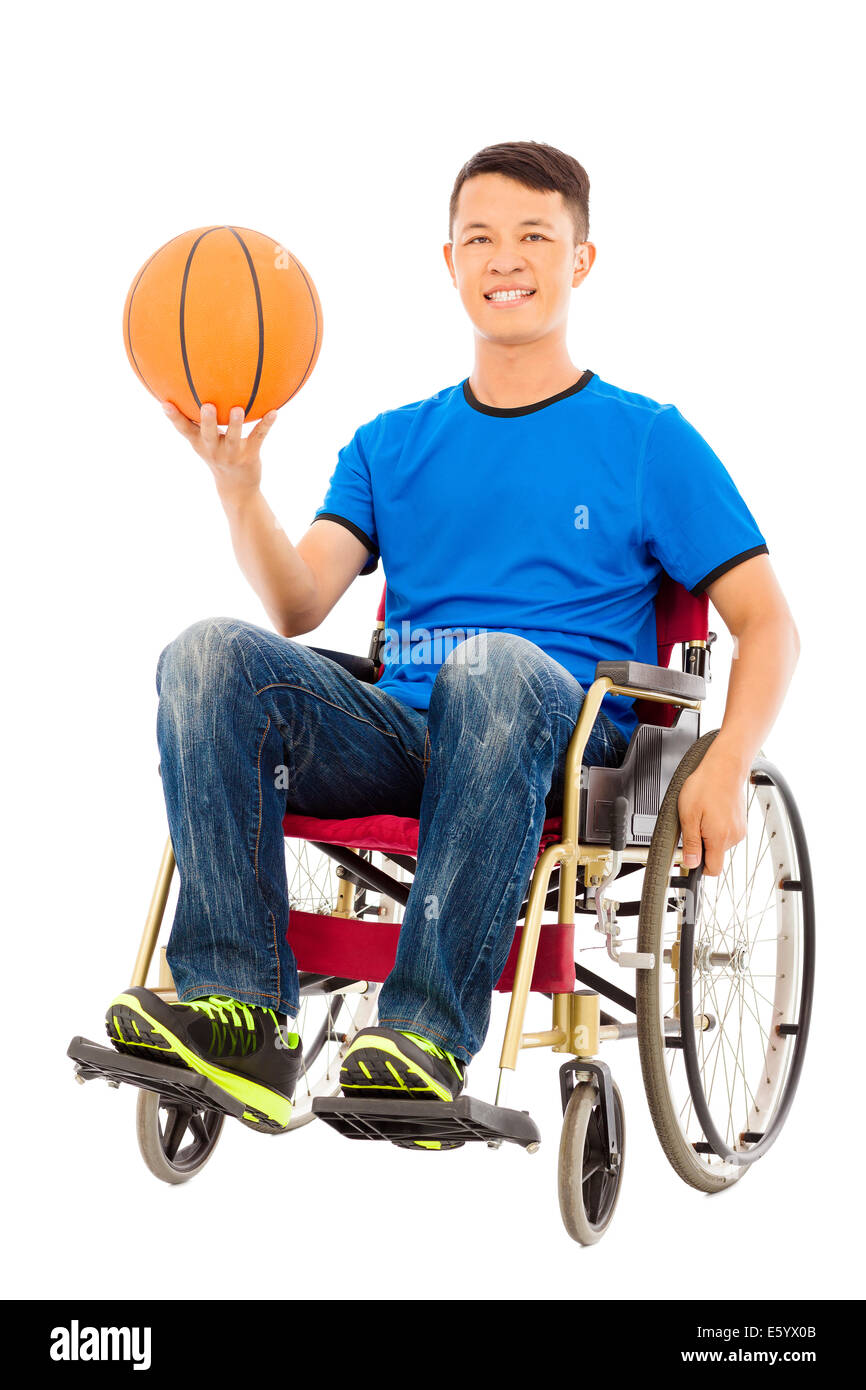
[106,991,293,1132]
[340,1031,462,1103]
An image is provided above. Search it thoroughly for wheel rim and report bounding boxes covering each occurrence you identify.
[582,1093,623,1229]
[153,1099,224,1173]
[652,759,813,1173]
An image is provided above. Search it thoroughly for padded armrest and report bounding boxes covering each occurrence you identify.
[594,660,705,701]
[304,646,379,683]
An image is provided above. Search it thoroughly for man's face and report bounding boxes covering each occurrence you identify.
[443,173,595,345]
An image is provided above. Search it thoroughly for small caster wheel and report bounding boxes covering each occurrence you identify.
[136,1090,224,1185]
[557,1081,625,1244]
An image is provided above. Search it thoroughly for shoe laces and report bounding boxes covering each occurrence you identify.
[401,1030,464,1080]
[188,996,298,1052]
[188,995,259,1031]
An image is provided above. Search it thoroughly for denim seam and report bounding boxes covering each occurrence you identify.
[254,716,270,879]
[254,681,426,768]
[178,982,286,1008]
[253,713,282,1009]
[457,779,541,1027]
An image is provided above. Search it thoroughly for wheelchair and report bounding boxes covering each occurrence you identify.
[68,571,814,1244]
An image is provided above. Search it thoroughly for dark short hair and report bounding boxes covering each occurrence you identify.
[448,140,590,245]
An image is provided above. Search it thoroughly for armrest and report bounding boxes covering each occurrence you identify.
[594,660,705,701]
[304,645,380,684]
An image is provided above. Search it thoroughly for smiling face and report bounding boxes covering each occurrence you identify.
[443,172,595,347]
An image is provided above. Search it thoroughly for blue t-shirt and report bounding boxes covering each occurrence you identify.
[312,369,768,744]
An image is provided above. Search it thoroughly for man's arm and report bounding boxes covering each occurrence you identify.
[677,553,800,874]
[220,495,371,636]
[162,400,373,636]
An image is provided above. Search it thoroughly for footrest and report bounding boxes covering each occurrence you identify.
[67,1036,247,1122]
[312,1094,541,1150]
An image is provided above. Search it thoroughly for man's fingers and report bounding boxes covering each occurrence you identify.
[223,404,245,456]
[199,402,219,452]
[701,840,724,878]
[162,400,198,441]
[680,818,704,870]
[246,409,279,448]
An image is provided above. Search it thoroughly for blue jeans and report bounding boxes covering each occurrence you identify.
[156,619,629,1065]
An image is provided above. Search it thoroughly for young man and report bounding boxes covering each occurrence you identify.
[106,141,799,1134]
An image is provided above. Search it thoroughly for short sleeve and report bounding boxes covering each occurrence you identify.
[312,423,380,576]
[639,405,768,596]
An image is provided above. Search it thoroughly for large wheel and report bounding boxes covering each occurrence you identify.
[558,1081,626,1244]
[636,731,815,1192]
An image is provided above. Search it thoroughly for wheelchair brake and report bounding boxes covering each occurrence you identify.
[590,796,655,970]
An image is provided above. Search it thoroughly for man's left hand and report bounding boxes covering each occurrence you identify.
[677,748,749,877]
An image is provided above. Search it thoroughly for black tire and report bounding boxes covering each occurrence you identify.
[558,1081,625,1244]
[636,731,815,1192]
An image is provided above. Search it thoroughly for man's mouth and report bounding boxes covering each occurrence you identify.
[484,288,536,304]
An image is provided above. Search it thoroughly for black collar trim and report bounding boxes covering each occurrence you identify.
[462,369,595,417]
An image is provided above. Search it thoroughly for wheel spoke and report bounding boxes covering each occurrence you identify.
[162,1105,191,1161]
[189,1112,211,1146]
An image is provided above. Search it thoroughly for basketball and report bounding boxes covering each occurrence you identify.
[122,225,323,424]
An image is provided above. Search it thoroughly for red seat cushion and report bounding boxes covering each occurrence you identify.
[283,811,564,855]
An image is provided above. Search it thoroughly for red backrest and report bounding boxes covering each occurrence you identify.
[636,571,709,727]
[373,573,708,729]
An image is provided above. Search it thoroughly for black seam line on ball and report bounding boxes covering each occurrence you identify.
[227,227,265,416]
[227,225,320,406]
[178,226,265,418]
[282,251,320,404]
[179,227,222,411]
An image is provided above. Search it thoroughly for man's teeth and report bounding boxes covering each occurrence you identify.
[486,289,534,301]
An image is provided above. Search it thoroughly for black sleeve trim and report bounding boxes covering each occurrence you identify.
[689,543,769,596]
[311,513,379,576]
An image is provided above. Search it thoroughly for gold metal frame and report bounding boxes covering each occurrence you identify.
[497,670,702,1085]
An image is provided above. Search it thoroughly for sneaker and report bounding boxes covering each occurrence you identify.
[340,1026,466,1103]
[105,986,302,1133]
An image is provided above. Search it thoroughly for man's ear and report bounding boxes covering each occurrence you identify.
[443,241,457,285]
[572,242,597,287]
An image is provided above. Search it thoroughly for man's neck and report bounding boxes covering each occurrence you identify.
[468,341,585,410]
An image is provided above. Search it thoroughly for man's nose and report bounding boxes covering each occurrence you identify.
[487,255,528,273]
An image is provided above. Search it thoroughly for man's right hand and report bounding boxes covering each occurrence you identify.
[162,400,279,506]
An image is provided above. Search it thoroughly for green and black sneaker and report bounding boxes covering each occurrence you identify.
[106,986,302,1133]
[340,1026,466,1101]
[340,1026,467,1150]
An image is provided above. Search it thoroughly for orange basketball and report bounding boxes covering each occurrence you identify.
[122,225,323,425]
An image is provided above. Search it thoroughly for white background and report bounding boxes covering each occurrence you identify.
[3,0,862,1304]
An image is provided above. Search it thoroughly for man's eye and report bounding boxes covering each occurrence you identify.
[466,234,547,244]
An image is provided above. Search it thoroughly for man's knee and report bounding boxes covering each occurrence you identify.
[156,616,267,697]
[431,632,552,725]
[436,631,541,687]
